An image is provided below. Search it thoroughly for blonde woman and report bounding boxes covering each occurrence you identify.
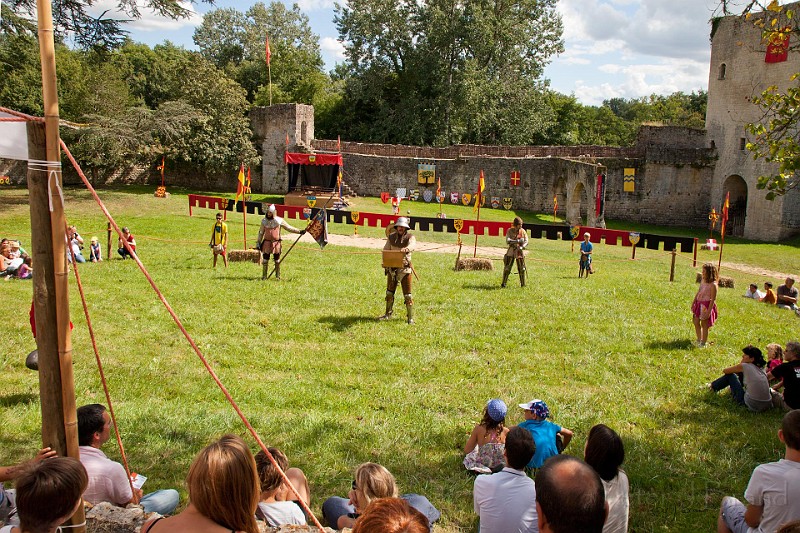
[322,463,439,530]
[141,435,259,533]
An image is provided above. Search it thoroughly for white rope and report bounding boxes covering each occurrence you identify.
[56,520,86,531]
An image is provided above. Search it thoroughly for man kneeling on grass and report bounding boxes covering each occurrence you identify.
[77,404,179,515]
[718,409,800,533]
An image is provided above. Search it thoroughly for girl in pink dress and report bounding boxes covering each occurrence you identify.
[691,263,718,347]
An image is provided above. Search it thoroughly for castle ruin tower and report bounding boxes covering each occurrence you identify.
[250,104,315,194]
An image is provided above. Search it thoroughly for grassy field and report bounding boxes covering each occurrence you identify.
[1,185,799,531]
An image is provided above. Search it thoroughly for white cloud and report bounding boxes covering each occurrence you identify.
[320,36,346,61]
[84,0,203,33]
[295,0,338,11]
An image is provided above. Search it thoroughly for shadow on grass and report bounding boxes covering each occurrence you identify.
[0,393,38,408]
[318,315,376,331]
[646,339,695,350]
[462,283,503,290]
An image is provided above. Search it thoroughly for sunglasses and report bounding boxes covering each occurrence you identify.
[351,480,357,490]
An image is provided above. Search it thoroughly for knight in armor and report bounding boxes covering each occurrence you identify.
[379,217,416,324]
[501,217,528,287]
[256,204,304,280]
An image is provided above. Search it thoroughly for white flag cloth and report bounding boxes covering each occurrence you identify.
[0,112,29,161]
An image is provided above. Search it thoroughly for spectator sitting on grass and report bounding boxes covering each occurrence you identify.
[744,283,765,299]
[141,435,259,533]
[769,341,800,412]
[718,410,800,533]
[517,399,573,470]
[776,277,799,313]
[535,455,607,533]
[584,424,629,533]
[352,498,430,533]
[254,447,310,526]
[473,426,537,533]
[0,448,57,526]
[322,463,440,531]
[707,346,773,413]
[117,227,136,259]
[761,282,777,305]
[463,398,510,474]
[0,456,87,533]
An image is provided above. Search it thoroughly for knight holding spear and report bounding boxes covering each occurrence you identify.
[256,204,304,280]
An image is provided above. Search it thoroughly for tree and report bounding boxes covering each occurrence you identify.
[333,0,564,145]
[4,0,213,49]
[193,2,330,106]
[716,0,799,197]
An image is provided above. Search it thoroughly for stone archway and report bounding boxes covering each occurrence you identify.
[722,174,747,237]
[567,182,589,226]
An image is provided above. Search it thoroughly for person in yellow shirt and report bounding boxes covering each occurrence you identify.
[209,212,228,268]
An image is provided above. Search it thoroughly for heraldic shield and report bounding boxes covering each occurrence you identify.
[422,189,433,203]
[396,187,407,199]
[454,219,464,233]
[306,195,317,208]
[450,192,460,204]
[381,191,390,204]
[491,197,500,209]
[409,189,420,201]
[462,193,472,206]
[502,197,513,210]
[351,211,360,224]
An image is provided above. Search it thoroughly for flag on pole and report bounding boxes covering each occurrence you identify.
[234,164,246,202]
[553,195,558,217]
[265,34,271,66]
[337,135,341,152]
[246,166,252,197]
[720,192,730,239]
[306,209,328,249]
[473,171,485,213]
[436,177,442,204]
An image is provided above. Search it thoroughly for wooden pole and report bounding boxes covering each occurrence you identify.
[34,1,85,529]
[27,125,86,532]
[669,248,677,282]
[106,222,112,260]
[473,197,481,258]
[631,241,637,260]
[692,237,698,267]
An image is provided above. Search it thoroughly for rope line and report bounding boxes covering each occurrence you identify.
[59,138,324,530]
[65,230,136,498]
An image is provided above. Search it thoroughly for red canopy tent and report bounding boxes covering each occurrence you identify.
[285,152,343,192]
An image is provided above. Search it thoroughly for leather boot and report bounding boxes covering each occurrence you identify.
[501,268,511,288]
[518,259,526,287]
[274,260,281,280]
[378,294,394,320]
[406,304,414,325]
[262,261,269,280]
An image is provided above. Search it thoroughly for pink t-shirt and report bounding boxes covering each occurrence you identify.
[79,446,132,506]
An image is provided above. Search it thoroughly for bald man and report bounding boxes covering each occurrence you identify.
[535,455,607,533]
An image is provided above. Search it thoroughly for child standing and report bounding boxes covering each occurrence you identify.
[691,263,718,347]
[516,399,573,469]
[89,237,102,262]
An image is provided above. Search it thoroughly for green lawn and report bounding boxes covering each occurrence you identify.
[1,185,799,531]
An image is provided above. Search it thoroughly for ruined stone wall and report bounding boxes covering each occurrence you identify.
[252,104,314,194]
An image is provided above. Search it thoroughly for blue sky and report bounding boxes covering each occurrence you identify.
[88,0,726,106]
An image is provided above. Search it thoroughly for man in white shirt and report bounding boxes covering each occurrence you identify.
[474,426,538,532]
[77,404,178,515]
[718,410,800,533]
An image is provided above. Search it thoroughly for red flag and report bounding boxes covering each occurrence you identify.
[246,166,251,195]
[337,135,341,152]
[436,177,442,203]
[234,164,246,201]
[554,195,558,215]
[765,29,790,63]
[265,34,271,67]
[720,192,730,239]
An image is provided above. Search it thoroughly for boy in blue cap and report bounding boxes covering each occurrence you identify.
[517,399,573,469]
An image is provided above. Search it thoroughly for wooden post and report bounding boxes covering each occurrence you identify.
[106,222,112,261]
[27,123,86,532]
[455,242,462,271]
[692,237,698,267]
[669,248,677,282]
[631,241,637,260]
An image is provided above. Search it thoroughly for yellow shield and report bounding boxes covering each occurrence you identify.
[454,219,464,233]
[462,193,472,206]
[306,195,317,208]
[351,211,360,224]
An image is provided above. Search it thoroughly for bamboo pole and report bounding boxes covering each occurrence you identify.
[34,2,85,530]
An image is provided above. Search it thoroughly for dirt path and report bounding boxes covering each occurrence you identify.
[324,234,793,278]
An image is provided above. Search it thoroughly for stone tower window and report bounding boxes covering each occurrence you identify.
[739,137,746,150]
[718,63,726,79]
[301,121,307,143]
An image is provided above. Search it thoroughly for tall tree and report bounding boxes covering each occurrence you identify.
[333,0,564,145]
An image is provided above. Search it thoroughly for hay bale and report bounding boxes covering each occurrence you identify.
[456,258,493,271]
[229,249,261,263]
[695,272,734,288]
